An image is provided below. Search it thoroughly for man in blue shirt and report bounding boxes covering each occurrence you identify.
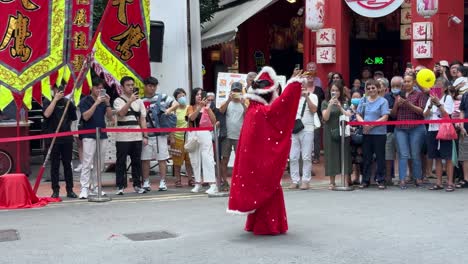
[78,78,114,199]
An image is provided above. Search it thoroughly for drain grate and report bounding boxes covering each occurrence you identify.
[0,229,19,242]
[123,231,177,241]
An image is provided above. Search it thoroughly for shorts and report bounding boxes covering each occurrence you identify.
[459,136,468,161]
[141,135,170,161]
[170,137,190,166]
[221,138,238,159]
[385,133,396,160]
[426,131,452,160]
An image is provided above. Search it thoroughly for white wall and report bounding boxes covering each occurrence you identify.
[150,0,189,96]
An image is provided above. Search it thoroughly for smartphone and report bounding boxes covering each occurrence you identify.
[57,85,64,93]
[295,64,301,70]
[133,87,139,94]
[99,89,106,97]
[331,91,337,98]
[406,62,413,69]
[201,91,207,99]
[399,90,406,99]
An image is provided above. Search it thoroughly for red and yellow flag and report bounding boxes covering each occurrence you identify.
[91,0,151,92]
[0,0,68,109]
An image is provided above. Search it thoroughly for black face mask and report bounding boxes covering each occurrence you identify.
[252,80,271,89]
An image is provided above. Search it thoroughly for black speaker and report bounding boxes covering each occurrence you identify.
[150,21,164,63]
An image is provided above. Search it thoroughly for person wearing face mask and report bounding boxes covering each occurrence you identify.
[165,88,194,187]
[383,76,403,185]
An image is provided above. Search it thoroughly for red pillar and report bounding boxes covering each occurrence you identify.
[304,0,351,89]
[411,0,464,67]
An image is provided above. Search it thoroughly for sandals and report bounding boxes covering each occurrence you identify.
[328,184,335,190]
[399,182,408,190]
[188,179,195,187]
[445,185,455,192]
[456,180,468,188]
[428,185,443,191]
[175,180,182,188]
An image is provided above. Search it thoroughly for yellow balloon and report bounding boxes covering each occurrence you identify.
[416,69,436,89]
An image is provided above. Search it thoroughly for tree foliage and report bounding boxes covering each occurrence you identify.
[200,0,220,24]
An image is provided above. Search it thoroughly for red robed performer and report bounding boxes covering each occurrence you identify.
[227,66,304,235]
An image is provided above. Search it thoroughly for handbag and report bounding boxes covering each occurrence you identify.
[184,133,199,153]
[199,108,213,128]
[436,115,458,140]
[351,97,365,145]
[292,100,307,134]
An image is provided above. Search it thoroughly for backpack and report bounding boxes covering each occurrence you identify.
[147,94,177,135]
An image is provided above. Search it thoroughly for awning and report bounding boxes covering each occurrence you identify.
[201,0,277,48]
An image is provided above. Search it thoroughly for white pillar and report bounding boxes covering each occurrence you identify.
[189,0,203,89]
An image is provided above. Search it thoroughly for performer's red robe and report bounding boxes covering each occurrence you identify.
[227,79,302,235]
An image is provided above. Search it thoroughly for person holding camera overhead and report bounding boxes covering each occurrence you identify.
[77,78,114,199]
[43,85,78,198]
[113,76,149,195]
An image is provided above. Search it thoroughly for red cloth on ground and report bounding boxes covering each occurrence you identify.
[228,80,302,235]
[0,174,61,209]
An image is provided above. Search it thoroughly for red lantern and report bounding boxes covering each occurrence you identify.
[416,0,438,18]
[305,0,325,32]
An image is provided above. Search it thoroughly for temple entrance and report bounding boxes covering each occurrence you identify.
[349,9,405,82]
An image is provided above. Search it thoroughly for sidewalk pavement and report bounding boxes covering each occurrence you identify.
[25,156,330,200]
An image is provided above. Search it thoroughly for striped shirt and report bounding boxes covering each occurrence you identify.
[395,90,427,129]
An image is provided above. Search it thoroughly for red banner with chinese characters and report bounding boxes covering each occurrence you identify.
[68,0,93,95]
[92,0,150,92]
[0,0,68,109]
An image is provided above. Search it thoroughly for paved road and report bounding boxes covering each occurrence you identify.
[1,187,467,264]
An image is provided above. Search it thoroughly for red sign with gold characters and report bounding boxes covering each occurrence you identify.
[92,0,150,91]
[68,0,93,95]
[345,0,404,18]
[0,0,67,91]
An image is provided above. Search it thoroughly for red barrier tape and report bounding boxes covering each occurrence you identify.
[0,127,213,143]
[348,118,468,126]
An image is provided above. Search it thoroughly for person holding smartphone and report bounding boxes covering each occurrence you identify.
[187,87,217,194]
[322,81,352,189]
[77,78,114,199]
[391,73,427,189]
[43,85,78,198]
[113,76,149,195]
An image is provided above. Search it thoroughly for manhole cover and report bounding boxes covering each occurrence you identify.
[0,229,19,242]
[123,231,177,241]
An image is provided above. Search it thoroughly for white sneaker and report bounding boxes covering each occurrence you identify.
[134,186,146,194]
[191,184,202,193]
[143,179,151,191]
[115,188,124,195]
[158,179,167,191]
[74,164,82,172]
[205,184,218,194]
[79,188,88,199]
